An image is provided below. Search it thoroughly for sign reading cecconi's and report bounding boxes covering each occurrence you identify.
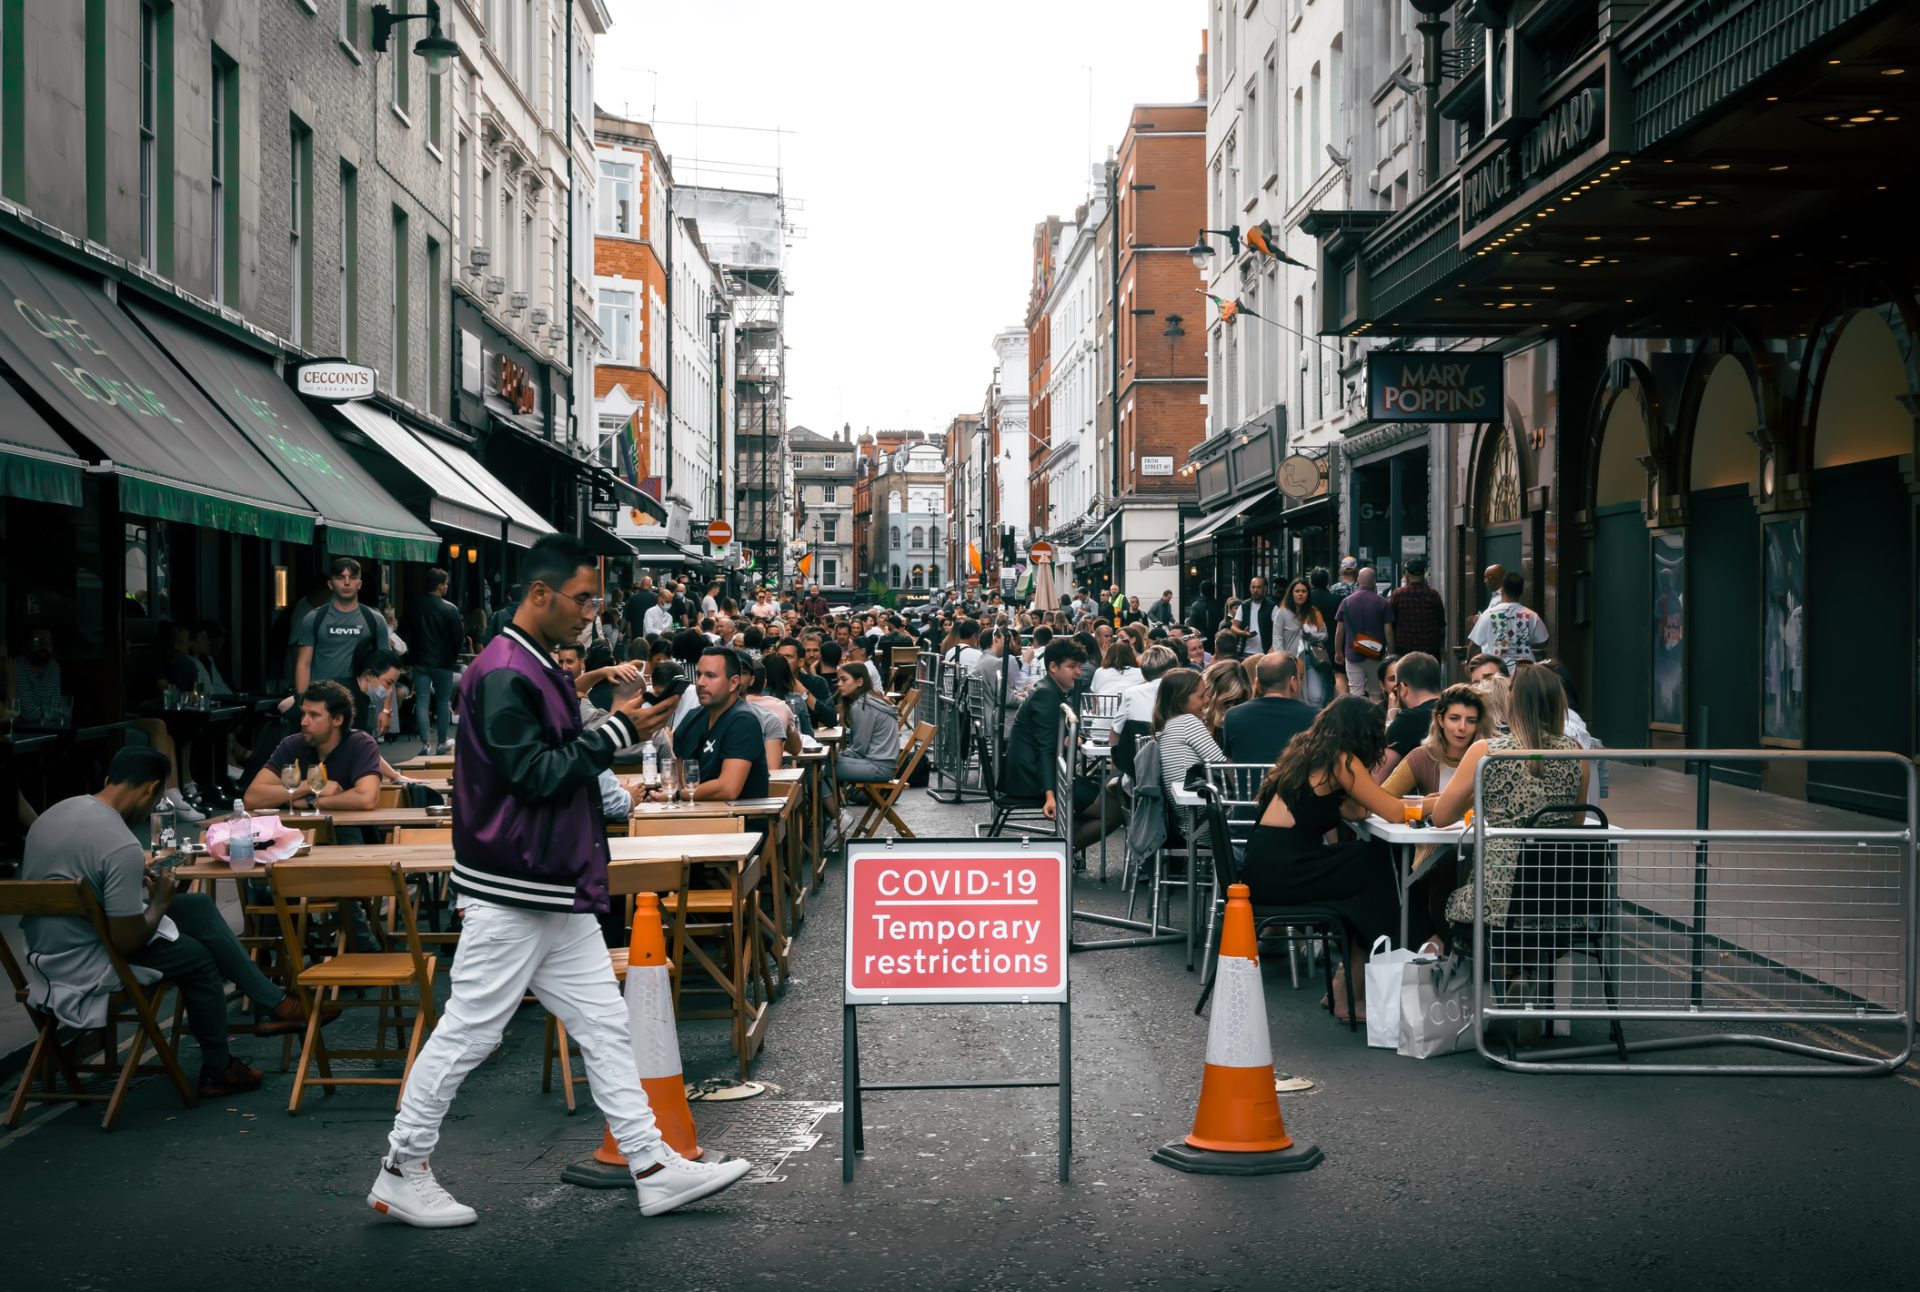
[294,360,378,401]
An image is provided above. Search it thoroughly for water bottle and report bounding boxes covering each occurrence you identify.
[149,800,178,852]
[226,799,254,867]
[640,744,660,789]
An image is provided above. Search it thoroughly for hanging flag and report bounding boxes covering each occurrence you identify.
[796,551,814,577]
[617,411,644,487]
[967,543,982,573]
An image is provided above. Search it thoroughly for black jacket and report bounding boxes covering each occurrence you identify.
[406,593,466,669]
[1220,694,1317,768]
[797,671,837,730]
[1002,676,1072,798]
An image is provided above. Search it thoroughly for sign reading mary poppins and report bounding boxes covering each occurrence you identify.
[1367,352,1503,422]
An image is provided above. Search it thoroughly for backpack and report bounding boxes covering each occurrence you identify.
[346,604,387,677]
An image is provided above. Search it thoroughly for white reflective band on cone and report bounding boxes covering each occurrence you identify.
[1203,956,1274,1070]
[624,963,683,1081]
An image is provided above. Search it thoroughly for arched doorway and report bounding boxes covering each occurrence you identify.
[1681,354,1764,769]
[1472,417,1526,608]
[1803,306,1917,813]
[1588,365,1655,748]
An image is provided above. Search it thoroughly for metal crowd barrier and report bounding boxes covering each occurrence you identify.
[1466,748,1915,1076]
[927,652,988,803]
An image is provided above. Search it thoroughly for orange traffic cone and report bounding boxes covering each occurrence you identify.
[1152,883,1322,1175]
[562,894,716,1188]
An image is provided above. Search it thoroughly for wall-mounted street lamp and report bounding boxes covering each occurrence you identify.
[1187,226,1243,270]
[1162,313,1186,340]
[372,2,460,75]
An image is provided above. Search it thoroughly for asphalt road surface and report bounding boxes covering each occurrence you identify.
[4,789,1915,1291]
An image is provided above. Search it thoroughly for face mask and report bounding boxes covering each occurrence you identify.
[368,685,389,703]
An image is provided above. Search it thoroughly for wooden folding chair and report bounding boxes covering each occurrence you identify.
[375,784,405,809]
[0,879,197,1130]
[542,856,691,1114]
[847,721,936,840]
[662,841,773,1079]
[269,861,438,1113]
[888,645,920,694]
[894,687,921,731]
[383,827,460,953]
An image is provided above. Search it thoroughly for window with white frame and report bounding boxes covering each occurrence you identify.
[598,159,634,235]
[822,557,838,586]
[823,482,838,503]
[822,516,837,544]
[138,1,157,267]
[1263,49,1279,180]
[1242,78,1257,204]
[597,288,635,363]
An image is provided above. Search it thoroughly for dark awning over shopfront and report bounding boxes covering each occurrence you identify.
[413,433,556,550]
[126,302,441,563]
[0,377,83,506]
[334,402,506,541]
[0,240,316,540]
[582,521,631,559]
[1181,487,1278,549]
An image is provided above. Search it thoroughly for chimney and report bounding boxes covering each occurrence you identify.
[1196,30,1208,101]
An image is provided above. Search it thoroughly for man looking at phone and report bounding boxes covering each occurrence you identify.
[20,747,336,1099]
[369,534,746,1229]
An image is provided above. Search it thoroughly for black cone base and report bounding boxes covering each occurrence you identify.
[1151,1139,1324,1175]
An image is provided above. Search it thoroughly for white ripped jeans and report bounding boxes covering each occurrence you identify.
[386,896,665,1167]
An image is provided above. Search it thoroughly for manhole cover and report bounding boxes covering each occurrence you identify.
[705,1100,842,1184]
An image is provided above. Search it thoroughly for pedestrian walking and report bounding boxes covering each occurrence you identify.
[368,534,748,1229]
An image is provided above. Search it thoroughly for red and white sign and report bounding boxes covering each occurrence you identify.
[705,519,733,546]
[1028,540,1055,565]
[845,841,1070,1005]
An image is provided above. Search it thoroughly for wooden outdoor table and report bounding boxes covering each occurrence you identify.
[323,806,455,830]
[628,795,797,980]
[395,751,456,771]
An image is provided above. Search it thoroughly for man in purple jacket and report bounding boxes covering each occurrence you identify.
[369,535,750,1228]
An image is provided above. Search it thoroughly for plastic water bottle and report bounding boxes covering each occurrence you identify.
[640,744,660,789]
[226,799,254,866]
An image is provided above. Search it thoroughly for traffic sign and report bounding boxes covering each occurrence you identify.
[845,841,1068,1004]
[1028,540,1056,565]
[842,838,1073,1183]
[705,519,733,546]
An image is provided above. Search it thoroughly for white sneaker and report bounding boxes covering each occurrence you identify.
[632,1149,752,1216]
[367,1157,479,1228]
[166,790,206,823]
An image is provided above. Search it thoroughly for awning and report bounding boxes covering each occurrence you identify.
[412,434,556,549]
[594,466,667,523]
[125,302,441,563]
[624,534,695,563]
[0,240,316,540]
[1180,487,1278,549]
[0,378,83,506]
[334,402,505,540]
[583,520,632,558]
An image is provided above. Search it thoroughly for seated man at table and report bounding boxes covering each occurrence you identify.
[1003,638,1116,851]
[1221,652,1317,769]
[654,647,770,804]
[244,681,383,816]
[21,747,337,1099]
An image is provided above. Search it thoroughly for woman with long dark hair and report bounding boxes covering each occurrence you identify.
[1275,577,1333,706]
[835,662,901,785]
[1244,695,1413,1021]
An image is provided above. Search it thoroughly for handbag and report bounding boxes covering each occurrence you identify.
[1306,637,1333,670]
[1397,953,1478,1059]
[1364,935,1420,1049]
[1353,634,1385,659]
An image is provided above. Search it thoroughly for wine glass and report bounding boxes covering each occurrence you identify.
[661,758,682,805]
[280,763,301,803]
[681,759,701,803]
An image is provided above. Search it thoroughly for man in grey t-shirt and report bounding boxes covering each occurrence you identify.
[294,556,389,690]
[21,748,332,1098]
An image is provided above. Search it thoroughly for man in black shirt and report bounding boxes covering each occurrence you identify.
[1220,653,1317,768]
[404,568,465,753]
[1002,638,1116,850]
[1377,651,1443,779]
[662,647,770,801]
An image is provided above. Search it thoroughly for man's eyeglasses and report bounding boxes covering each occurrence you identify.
[537,582,604,613]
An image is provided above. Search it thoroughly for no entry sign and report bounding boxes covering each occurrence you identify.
[845,840,1069,1004]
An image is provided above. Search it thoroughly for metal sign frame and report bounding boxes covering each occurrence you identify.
[842,836,1072,1182]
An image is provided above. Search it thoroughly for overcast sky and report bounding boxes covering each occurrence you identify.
[596,1,1205,441]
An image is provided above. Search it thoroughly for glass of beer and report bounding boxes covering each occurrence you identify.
[1402,795,1425,825]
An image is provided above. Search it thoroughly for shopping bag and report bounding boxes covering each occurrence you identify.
[1365,935,1420,1049]
[1396,953,1478,1059]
